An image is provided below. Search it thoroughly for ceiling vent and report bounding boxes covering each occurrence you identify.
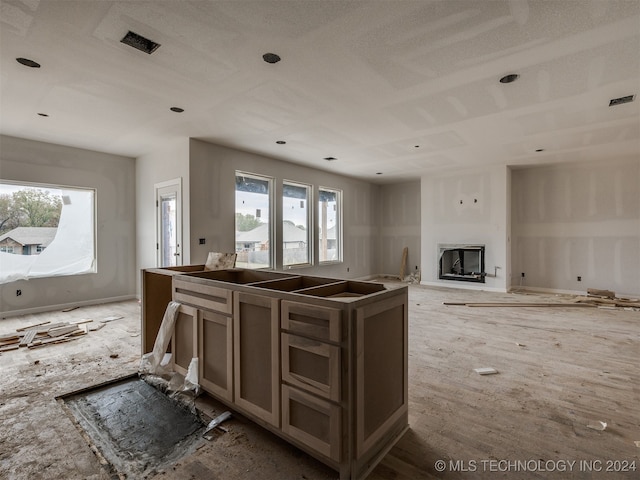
[120,31,160,54]
[609,95,635,107]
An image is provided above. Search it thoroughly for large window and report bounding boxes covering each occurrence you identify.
[235,172,273,269]
[0,181,96,284]
[282,181,311,268]
[318,187,341,263]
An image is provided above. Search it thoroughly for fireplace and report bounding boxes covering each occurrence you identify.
[438,244,485,283]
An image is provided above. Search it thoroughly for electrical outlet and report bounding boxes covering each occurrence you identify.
[199,238,205,245]
[521,272,525,278]
[16,289,22,296]
[577,276,582,281]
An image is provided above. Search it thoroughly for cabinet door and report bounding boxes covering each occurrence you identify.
[282,333,341,402]
[233,292,280,427]
[199,309,233,402]
[171,304,198,375]
[282,385,341,462]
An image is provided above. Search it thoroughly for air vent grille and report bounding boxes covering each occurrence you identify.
[609,95,635,107]
[120,31,160,54]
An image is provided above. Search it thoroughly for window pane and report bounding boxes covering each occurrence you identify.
[283,182,310,267]
[0,182,96,283]
[318,188,341,263]
[235,173,273,269]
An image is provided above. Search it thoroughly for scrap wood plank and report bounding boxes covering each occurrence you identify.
[35,322,69,334]
[70,319,93,325]
[19,329,37,346]
[0,332,21,342]
[444,302,595,308]
[16,320,51,332]
[28,335,78,348]
[0,344,20,352]
[587,288,616,299]
[47,325,80,337]
[399,247,408,280]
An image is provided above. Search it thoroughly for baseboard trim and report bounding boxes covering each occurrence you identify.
[1,294,138,318]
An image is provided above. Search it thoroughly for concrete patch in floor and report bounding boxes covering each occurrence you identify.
[59,375,205,478]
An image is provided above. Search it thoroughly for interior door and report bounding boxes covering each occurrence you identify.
[155,179,182,267]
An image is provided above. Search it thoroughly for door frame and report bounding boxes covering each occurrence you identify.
[155,177,183,267]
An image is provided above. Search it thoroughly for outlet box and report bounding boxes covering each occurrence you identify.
[199,238,205,245]
[16,289,22,296]
[577,276,582,281]
[521,272,525,277]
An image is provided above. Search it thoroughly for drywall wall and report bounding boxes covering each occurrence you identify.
[188,139,380,279]
[135,138,190,281]
[0,135,136,315]
[378,181,421,278]
[421,165,509,291]
[511,158,640,296]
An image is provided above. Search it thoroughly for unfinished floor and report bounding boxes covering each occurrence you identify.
[0,285,638,480]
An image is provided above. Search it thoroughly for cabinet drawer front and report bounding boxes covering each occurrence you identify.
[281,301,341,343]
[282,385,341,462]
[173,278,233,315]
[282,333,340,402]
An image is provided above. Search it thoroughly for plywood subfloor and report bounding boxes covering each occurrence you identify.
[1,287,638,479]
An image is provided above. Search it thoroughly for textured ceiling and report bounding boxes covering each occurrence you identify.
[1,0,639,183]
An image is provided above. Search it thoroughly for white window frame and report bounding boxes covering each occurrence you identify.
[282,180,312,269]
[318,187,342,264]
[235,171,274,269]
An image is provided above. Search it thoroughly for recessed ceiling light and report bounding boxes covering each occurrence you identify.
[37,113,49,117]
[499,73,519,84]
[376,172,383,175]
[121,31,161,54]
[16,57,40,68]
[609,95,635,106]
[324,157,337,161]
[276,140,286,144]
[170,107,184,113]
[535,148,544,152]
[414,145,420,148]
[263,53,281,64]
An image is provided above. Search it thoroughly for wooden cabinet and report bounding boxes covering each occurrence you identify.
[141,267,408,479]
[233,292,280,427]
[140,264,205,354]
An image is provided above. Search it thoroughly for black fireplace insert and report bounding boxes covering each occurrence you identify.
[439,245,485,283]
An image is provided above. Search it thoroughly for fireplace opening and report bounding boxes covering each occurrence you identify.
[439,245,485,283]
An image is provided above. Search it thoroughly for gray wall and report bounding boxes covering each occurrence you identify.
[188,139,380,279]
[0,135,136,315]
[135,138,190,277]
[511,158,640,296]
[378,181,421,277]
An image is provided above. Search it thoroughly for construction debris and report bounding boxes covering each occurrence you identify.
[445,289,640,310]
[474,367,498,375]
[586,421,607,431]
[203,411,232,440]
[0,317,104,353]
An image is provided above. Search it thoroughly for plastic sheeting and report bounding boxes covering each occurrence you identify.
[0,189,95,284]
[140,301,200,396]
